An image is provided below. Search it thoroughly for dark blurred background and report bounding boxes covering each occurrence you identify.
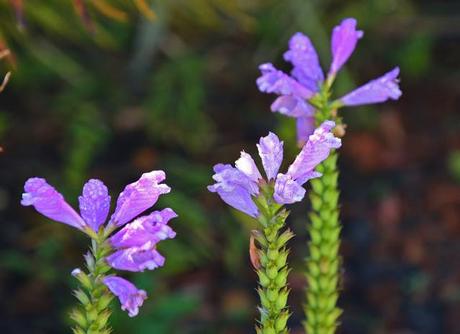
[1,0,460,333]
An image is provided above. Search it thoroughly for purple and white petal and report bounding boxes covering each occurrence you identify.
[329,18,363,76]
[111,171,171,227]
[256,132,283,180]
[287,121,341,184]
[110,209,177,249]
[21,178,85,230]
[78,179,111,232]
[296,116,316,146]
[208,182,259,218]
[339,67,402,106]
[273,173,306,204]
[256,63,314,99]
[235,152,262,182]
[106,242,166,272]
[271,95,315,118]
[208,164,259,216]
[292,170,322,186]
[284,32,324,91]
[210,164,259,195]
[103,276,147,317]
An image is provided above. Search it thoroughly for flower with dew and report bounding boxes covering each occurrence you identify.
[208,120,341,216]
[256,17,402,144]
[21,171,177,318]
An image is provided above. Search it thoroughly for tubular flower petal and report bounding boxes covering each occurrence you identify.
[339,67,402,106]
[106,242,165,272]
[110,209,177,249]
[329,18,363,76]
[286,121,342,184]
[102,276,147,317]
[21,178,85,230]
[296,116,316,145]
[273,173,306,204]
[284,32,324,91]
[271,95,314,118]
[208,164,259,217]
[111,171,171,227]
[256,63,315,99]
[79,179,111,232]
[235,152,263,182]
[256,132,283,180]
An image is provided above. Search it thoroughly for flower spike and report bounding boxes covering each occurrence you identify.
[256,17,401,334]
[208,123,340,334]
[22,170,177,329]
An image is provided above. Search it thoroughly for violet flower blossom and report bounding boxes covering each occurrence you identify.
[256,18,402,144]
[21,171,177,316]
[208,121,341,217]
[103,276,147,317]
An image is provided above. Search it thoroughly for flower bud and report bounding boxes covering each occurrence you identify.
[275,252,288,268]
[267,265,278,280]
[266,288,278,302]
[274,269,287,287]
[275,311,290,332]
[275,289,288,310]
[69,309,87,329]
[73,289,90,306]
[96,293,114,312]
[94,309,111,330]
[257,271,270,288]
[267,247,279,260]
[72,269,92,291]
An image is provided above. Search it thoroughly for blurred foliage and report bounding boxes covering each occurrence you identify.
[0,0,459,333]
[447,150,460,183]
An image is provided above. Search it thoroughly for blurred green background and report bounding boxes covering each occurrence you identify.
[1,0,460,333]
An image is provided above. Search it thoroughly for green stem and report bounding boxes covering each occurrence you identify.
[255,190,293,334]
[71,231,114,334]
[303,89,342,334]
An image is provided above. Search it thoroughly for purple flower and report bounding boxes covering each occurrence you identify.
[256,63,314,99]
[256,18,401,142]
[110,209,177,249]
[296,115,316,146]
[270,95,315,118]
[111,171,171,227]
[107,209,177,272]
[283,32,324,92]
[256,132,283,181]
[208,121,341,214]
[339,67,402,106]
[286,121,341,183]
[78,179,111,232]
[103,276,147,317]
[274,121,341,204]
[21,171,173,234]
[106,243,166,272]
[207,164,260,217]
[21,178,86,230]
[329,18,364,77]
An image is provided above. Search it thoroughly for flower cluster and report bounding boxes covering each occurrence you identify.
[21,171,176,317]
[257,18,402,144]
[208,121,341,217]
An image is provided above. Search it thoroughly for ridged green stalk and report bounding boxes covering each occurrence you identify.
[71,229,114,334]
[303,84,342,334]
[254,185,294,334]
